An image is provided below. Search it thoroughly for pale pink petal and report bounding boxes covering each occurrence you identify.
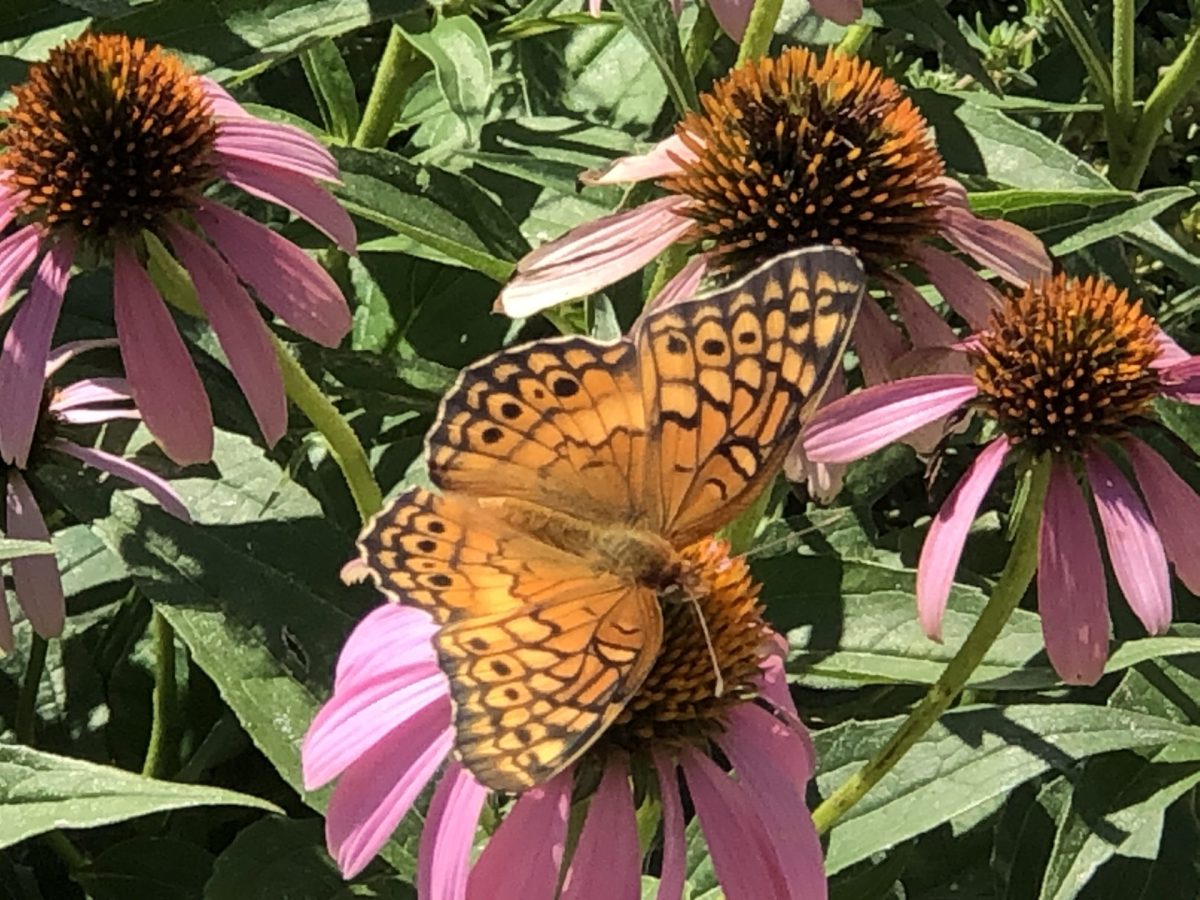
[0,225,40,307]
[589,0,602,14]
[467,770,572,900]
[0,239,73,467]
[1125,438,1200,595]
[802,374,978,464]
[168,227,287,447]
[853,296,908,386]
[911,244,997,330]
[755,634,801,720]
[0,184,24,232]
[214,117,339,183]
[496,195,695,318]
[194,201,351,346]
[637,252,709,323]
[112,245,215,465]
[335,604,441,694]
[45,338,120,378]
[884,274,959,350]
[1085,449,1172,635]
[787,372,848,500]
[5,472,64,640]
[325,698,454,879]
[200,77,251,120]
[51,377,134,412]
[418,762,487,900]
[49,439,191,523]
[654,755,686,900]
[216,157,356,253]
[810,0,863,25]
[935,179,1051,286]
[561,762,640,900]
[682,748,790,899]
[917,437,1010,639]
[710,0,754,39]
[581,134,697,186]
[56,408,140,425]
[1154,333,1193,370]
[1038,458,1109,685]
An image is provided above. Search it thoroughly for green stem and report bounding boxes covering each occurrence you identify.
[684,5,720,78]
[1111,0,1136,131]
[15,635,47,745]
[736,0,784,64]
[1044,0,1117,122]
[142,610,177,779]
[811,454,1051,835]
[836,22,873,57]
[645,244,689,304]
[272,336,383,521]
[353,25,423,149]
[1110,25,1200,189]
[44,830,87,872]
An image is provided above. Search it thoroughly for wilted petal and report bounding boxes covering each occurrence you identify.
[496,195,695,318]
[803,374,977,464]
[710,0,754,39]
[5,472,64,640]
[1085,449,1172,635]
[1125,438,1200,595]
[561,762,639,900]
[582,134,697,186]
[0,239,73,467]
[654,755,686,900]
[168,227,287,447]
[194,201,351,346]
[215,117,339,183]
[112,246,214,465]
[1039,459,1108,685]
[853,296,908,386]
[51,440,191,522]
[917,438,1009,639]
[912,244,997,330]
[810,0,863,25]
[936,179,1051,286]
[418,762,487,900]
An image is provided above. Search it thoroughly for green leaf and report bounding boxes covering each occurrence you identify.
[815,704,1200,874]
[398,17,492,145]
[0,538,53,561]
[77,837,214,900]
[0,742,278,848]
[609,0,697,115]
[300,38,360,142]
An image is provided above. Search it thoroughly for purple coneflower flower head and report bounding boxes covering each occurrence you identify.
[588,0,863,40]
[0,33,356,469]
[0,340,190,652]
[304,538,826,897]
[803,273,1200,685]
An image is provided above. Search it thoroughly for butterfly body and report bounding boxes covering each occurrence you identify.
[347,246,866,792]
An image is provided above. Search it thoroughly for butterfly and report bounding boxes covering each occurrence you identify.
[343,246,866,792]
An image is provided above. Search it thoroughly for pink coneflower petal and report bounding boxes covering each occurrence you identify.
[325,698,454,880]
[638,252,709,321]
[200,77,251,120]
[0,239,73,467]
[854,296,907,386]
[418,762,487,900]
[654,755,686,900]
[112,246,214,465]
[803,374,978,464]
[467,771,571,900]
[725,702,815,788]
[51,377,134,411]
[884,275,959,350]
[168,227,287,447]
[45,338,119,377]
[787,372,848,501]
[917,437,1010,640]
[1038,458,1109,685]
[334,604,441,693]
[810,0,864,25]
[560,762,640,900]
[582,134,696,186]
[710,0,754,39]
[1155,334,1195,371]
[5,471,64,640]
[682,748,790,899]
[0,182,24,232]
[51,439,191,523]
[1085,449,1172,636]
[214,118,339,183]
[495,195,696,318]
[194,201,351,347]
[911,244,997,330]
[1125,438,1200,595]
[755,635,803,720]
[0,225,40,309]
[55,408,140,425]
[935,179,1051,286]
[216,157,356,253]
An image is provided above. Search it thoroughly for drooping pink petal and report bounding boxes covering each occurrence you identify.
[51,377,134,412]
[0,182,25,232]
[334,604,441,695]
[200,77,251,120]
[1125,438,1200,595]
[911,244,997,330]
[167,226,287,447]
[467,770,572,900]
[5,471,64,641]
[1154,333,1194,370]
[725,703,815,788]
[917,437,1010,639]
[682,748,790,899]
[214,118,340,183]
[1038,458,1109,685]
[1085,449,1172,636]
[883,274,959,350]
[0,225,40,308]
[637,252,709,323]
[324,697,455,879]
[495,195,696,318]
[560,762,640,900]
[755,634,802,720]
[853,296,908,386]
[216,157,356,253]
[710,0,754,39]
[935,179,1051,286]
[0,239,73,467]
[588,0,602,13]
[49,439,191,522]
[802,374,978,464]
[654,755,686,900]
[45,338,120,378]
[193,201,351,346]
[112,245,215,466]
[810,0,864,25]
[581,134,697,186]
[418,762,488,900]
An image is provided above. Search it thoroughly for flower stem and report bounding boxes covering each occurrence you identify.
[1111,0,1136,132]
[354,25,423,149]
[272,335,383,521]
[811,454,1051,835]
[142,609,178,779]
[836,22,873,57]
[736,0,784,64]
[1044,0,1116,122]
[15,634,47,744]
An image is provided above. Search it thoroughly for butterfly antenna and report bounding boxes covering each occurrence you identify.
[687,597,725,698]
